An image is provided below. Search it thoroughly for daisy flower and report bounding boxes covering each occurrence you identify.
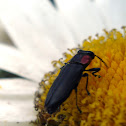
[0,0,126,126]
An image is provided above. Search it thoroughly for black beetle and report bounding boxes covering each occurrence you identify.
[45,50,107,114]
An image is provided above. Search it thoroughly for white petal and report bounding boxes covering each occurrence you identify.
[0,20,13,45]
[0,44,47,82]
[0,79,37,95]
[0,122,35,126]
[0,79,37,123]
[0,0,77,63]
[55,0,105,42]
[95,0,126,30]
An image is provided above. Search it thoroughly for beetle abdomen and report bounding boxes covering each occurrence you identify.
[45,63,84,113]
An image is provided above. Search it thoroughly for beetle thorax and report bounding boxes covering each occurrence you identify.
[80,55,92,64]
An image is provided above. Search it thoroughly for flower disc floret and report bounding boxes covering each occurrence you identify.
[35,27,126,126]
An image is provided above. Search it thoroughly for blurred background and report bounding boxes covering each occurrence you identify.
[0,0,126,125]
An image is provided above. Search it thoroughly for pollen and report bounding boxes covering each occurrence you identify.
[35,27,126,126]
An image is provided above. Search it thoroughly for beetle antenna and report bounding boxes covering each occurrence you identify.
[95,55,108,68]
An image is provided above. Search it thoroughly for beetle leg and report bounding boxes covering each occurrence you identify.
[82,73,90,95]
[85,68,101,78]
[75,88,82,113]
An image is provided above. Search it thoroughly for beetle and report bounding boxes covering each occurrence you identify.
[44,50,107,114]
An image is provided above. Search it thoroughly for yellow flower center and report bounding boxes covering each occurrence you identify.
[35,27,126,126]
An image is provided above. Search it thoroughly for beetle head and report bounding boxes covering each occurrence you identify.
[77,50,95,65]
[77,50,95,59]
[70,50,108,67]
[77,50,108,67]
[69,50,94,65]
